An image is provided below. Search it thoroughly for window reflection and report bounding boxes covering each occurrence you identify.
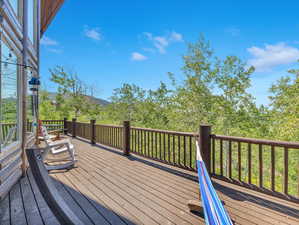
[0,41,19,150]
[28,0,35,44]
[27,71,34,133]
[8,0,18,14]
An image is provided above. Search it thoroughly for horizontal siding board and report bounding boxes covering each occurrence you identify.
[0,157,22,184]
[0,168,22,200]
[0,148,21,169]
[0,143,21,161]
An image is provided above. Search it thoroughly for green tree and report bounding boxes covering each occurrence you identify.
[269,63,299,141]
[109,83,145,122]
[39,90,60,120]
[50,66,90,119]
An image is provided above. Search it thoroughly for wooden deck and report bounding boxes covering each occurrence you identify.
[1,137,299,225]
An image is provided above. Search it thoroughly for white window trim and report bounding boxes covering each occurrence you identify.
[27,0,37,48]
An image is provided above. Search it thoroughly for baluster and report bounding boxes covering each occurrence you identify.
[155,132,158,158]
[212,137,215,174]
[151,132,154,158]
[184,136,186,167]
[238,142,241,181]
[220,139,223,176]
[178,135,181,165]
[284,147,289,195]
[159,132,162,160]
[147,131,150,157]
[259,144,263,188]
[189,136,192,169]
[228,141,232,179]
[168,134,171,163]
[271,145,275,191]
[172,134,175,164]
[248,143,252,184]
[163,133,166,161]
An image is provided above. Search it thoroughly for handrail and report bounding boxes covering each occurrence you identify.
[96,124,123,128]
[131,126,198,137]
[212,134,299,149]
[26,148,84,225]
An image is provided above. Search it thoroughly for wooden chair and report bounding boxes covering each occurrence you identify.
[40,126,76,170]
[26,148,84,225]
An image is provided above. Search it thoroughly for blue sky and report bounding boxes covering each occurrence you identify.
[40,0,299,105]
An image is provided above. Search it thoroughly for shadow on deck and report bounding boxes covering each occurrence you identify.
[1,137,299,225]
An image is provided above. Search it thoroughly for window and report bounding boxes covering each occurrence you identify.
[28,0,36,44]
[0,40,19,150]
[8,0,18,15]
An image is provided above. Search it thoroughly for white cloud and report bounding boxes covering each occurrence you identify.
[41,36,58,46]
[143,31,183,54]
[142,47,155,53]
[84,27,102,41]
[169,31,183,42]
[153,36,169,54]
[247,42,299,72]
[48,48,63,54]
[131,52,147,61]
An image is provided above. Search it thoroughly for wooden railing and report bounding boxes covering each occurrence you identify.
[1,120,65,141]
[41,120,64,131]
[61,119,299,202]
[130,127,198,170]
[95,124,123,150]
[1,123,16,141]
[65,119,198,170]
[75,122,91,140]
[210,134,299,201]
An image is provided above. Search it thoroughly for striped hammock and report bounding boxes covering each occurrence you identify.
[196,141,233,225]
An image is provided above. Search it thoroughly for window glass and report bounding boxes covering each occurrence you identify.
[27,71,34,133]
[8,0,18,14]
[28,0,35,43]
[0,41,19,150]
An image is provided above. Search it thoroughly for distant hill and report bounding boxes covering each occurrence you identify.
[85,95,110,106]
[46,92,110,106]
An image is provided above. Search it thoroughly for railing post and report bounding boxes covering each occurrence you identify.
[123,121,130,156]
[72,118,77,138]
[63,118,67,135]
[199,125,212,174]
[90,119,96,145]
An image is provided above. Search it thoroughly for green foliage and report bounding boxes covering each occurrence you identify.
[40,37,299,143]
[269,65,299,141]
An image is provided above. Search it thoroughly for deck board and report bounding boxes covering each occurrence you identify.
[10,181,27,225]
[63,171,130,225]
[20,174,44,225]
[1,137,299,225]
[0,190,10,225]
[27,171,60,225]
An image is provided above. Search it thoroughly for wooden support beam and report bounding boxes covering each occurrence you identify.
[72,118,77,138]
[123,121,130,156]
[63,118,67,135]
[90,119,96,145]
[199,125,212,174]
